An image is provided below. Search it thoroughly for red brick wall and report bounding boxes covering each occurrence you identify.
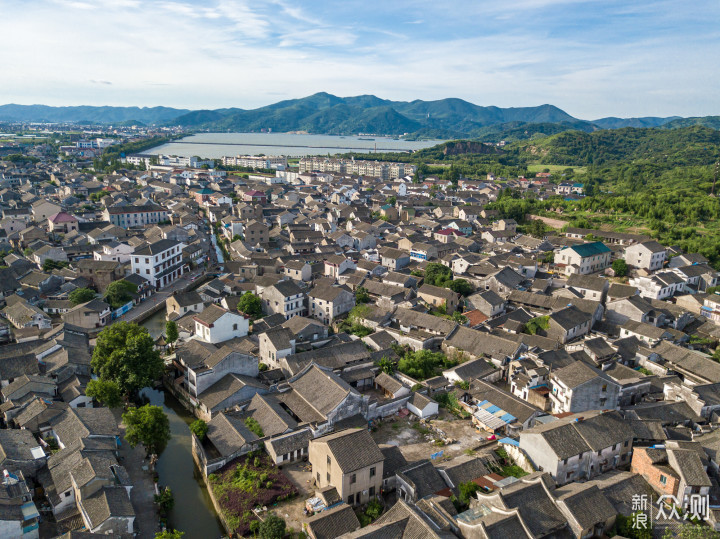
[631,448,679,497]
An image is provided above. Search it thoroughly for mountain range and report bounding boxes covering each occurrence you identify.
[0,93,717,141]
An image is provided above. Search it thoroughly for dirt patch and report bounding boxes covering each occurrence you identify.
[273,460,318,535]
[372,412,491,463]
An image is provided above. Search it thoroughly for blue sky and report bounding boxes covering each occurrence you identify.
[0,0,717,119]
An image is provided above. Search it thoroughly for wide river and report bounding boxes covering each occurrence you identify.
[149,132,443,158]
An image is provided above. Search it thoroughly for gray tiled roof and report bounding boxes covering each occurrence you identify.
[396,460,447,499]
[523,411,632,460]
[555,484,617,532]
[246,393,298,436]
[265,428,312,457]
[496,476,569,537]
[314,428,383,474]
[207,412,258,457]
[79,486,134,529]
[306,503,361,539]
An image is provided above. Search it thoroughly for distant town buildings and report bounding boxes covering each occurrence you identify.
[299,157,417,179]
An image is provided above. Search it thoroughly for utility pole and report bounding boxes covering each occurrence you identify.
[712,161,720,197]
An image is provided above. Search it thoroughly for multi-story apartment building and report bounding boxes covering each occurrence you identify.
[221,155,287,169]
[624,240,667,272]
[156,154,215,168]
[261,280,307,320]
[103,204,168,228]
[549,361,619,414]
[299,157,416,180]
[520,411,633,486]
[131,239,186,289]
[556,242,612,276]
[93,241,134,263]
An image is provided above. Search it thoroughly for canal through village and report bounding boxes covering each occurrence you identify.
[141,309,225,538]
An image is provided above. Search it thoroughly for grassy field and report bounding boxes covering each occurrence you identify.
[527,164,587,174]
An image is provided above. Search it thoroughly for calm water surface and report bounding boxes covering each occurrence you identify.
[140,308,224,538]
[150,132,443,158]
[139,387,225,539]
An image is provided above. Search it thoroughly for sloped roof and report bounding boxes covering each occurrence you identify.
[313,428,383,474]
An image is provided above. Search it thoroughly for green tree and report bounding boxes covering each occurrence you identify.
[154,486,175,514]
[424,262,452,287]
[237,291,262,319]
[259,514,286,539]
[398,350,456,380]
[165,320,179,345]
[43,259,68,272]
[155,531,184,539]
[69,287,96,305]
[189,419,208,441]
[85,379,123,408]
[23,247,33,257]
[104,280,137,309]
[355,286,370,304]
[524,315,550,335]
[123,404,171,456]
[525,219,548,238]
[244,417,264,437]
[615,512,652,539]
[458,481,481,506]
[663,523,718,539]
[612,259,628,277]
[387,196,397,206]
[378,357,395,375]
[89,190,110,202]
[452,311,468,324]
[446,279,473,296]
[91,322,164,397]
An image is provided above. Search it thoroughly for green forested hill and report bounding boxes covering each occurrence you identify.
[512,126,720,166]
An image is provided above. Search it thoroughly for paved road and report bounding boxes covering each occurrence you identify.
[122,268,205,323]
[122,216,216,324]
[113,409,160,539]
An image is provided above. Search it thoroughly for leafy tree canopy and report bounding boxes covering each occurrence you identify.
[86,379,123,408]
[237,291,262,319]
[258,514,286,539]
[165,320,179,344]
[104,280,137,309]
[91,321,164,396]
[190,419,208,441]
[69,287,96,305]
[123,404,171,456]
[612,259,629,277]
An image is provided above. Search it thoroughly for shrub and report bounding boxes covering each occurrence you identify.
[524,315,550,335]
[365,499,383,521]
[245,418,264,438]
[190,419,209,441]
[258,514,286,539]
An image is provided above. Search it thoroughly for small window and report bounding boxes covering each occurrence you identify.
[348,494,354,505]
[326,472,330,483]
[369,486,375,497]
[316,472,320,483]
[351,474,356,484]
[327,456,331,466]
[660,474,667,485]
[369,467,376,478]
[233,323,238,331]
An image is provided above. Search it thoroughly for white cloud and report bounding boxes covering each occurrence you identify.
[0,0,717,118]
